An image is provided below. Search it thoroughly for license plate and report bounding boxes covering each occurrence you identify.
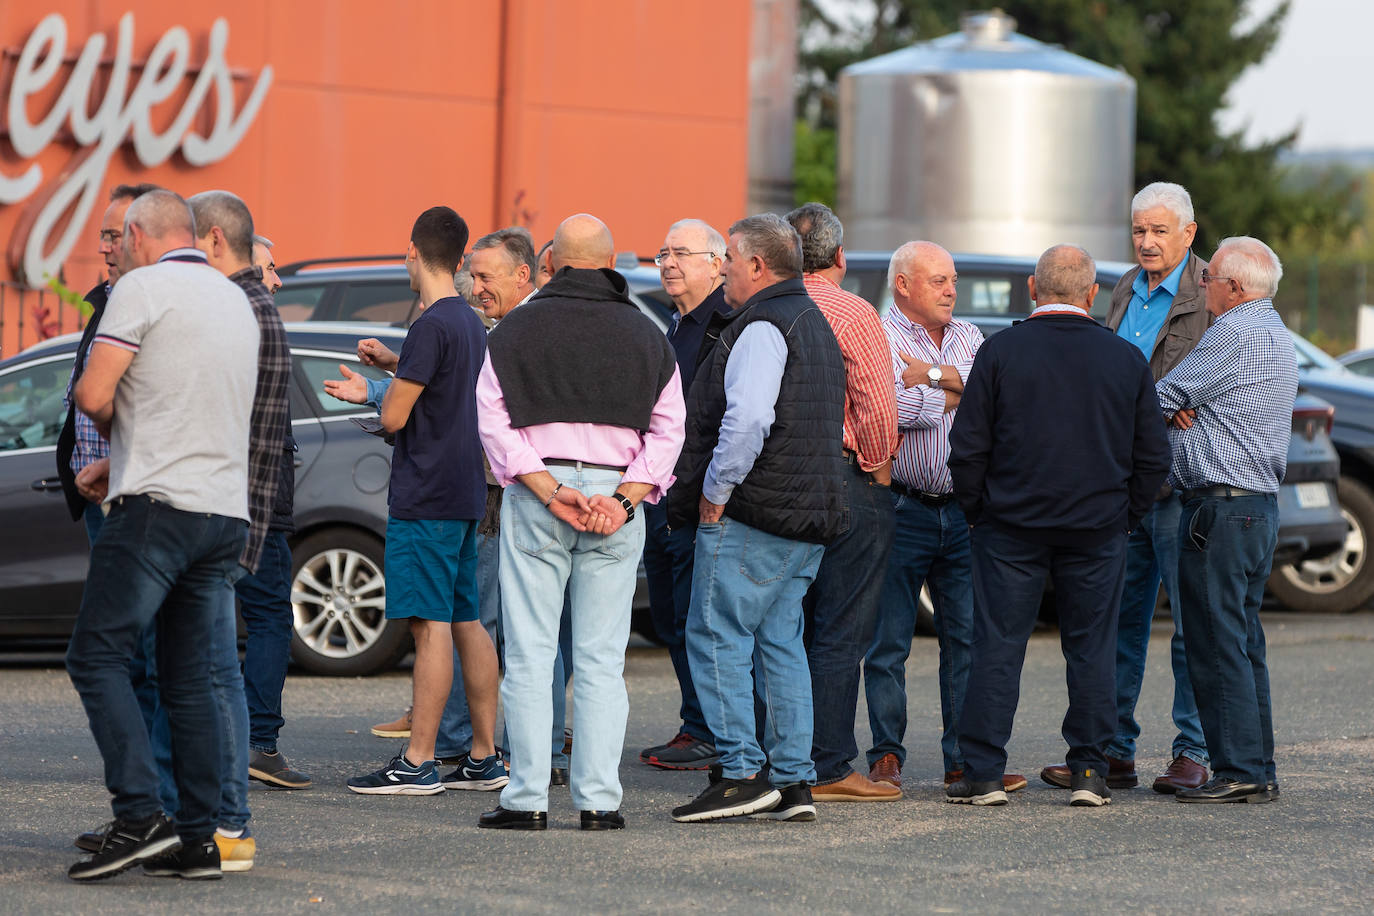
[1296,481,1331,509]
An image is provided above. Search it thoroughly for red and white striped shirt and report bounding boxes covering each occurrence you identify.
[804,274,899,472]
[883,307,983,494]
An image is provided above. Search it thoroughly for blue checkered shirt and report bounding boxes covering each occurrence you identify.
[1155,298,1297,493]
[65,310,110,474]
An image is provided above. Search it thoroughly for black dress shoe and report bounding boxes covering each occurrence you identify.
[580,809,625,830]
[1267,780,1280,800]
[550,767,569,787]
[478,806,547,830]
[1176,777,1269,804]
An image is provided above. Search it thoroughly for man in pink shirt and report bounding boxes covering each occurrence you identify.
[475,213,685,831]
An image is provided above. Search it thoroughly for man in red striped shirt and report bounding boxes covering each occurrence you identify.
[864,240,1026,795]
[786,204,902,802]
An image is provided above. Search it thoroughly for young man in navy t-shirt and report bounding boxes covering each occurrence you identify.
[348,207,504,795]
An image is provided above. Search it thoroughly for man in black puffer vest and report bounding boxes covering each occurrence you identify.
[668,214,848,824]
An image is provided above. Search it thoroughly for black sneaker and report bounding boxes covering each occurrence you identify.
[945,777,1009,806]
[643,733,720,770]
[249,749,312,789]
[74,820,113,854]
[143,837,222,880]
[1069,768,1112,807]
[67,814,180,881]
[749,783,816,822]
[672,774,781,822]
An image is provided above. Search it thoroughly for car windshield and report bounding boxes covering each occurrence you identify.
[1289,330,1346,373]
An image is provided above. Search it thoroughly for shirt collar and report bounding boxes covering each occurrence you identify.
[1220,297,1275,321]
[1131,250,1189,300]
[1029,302,1091,318]
[157,247,208,264]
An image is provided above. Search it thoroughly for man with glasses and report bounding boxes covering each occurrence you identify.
[1039,182,1214,797]
[638,219,732,771]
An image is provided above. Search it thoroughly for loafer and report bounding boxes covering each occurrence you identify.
[868,753,902,789]
[580,809,625,830]
[249,750,312,789]
[550,767,569,787]
[370,707,412,739]
[1152,755,1209,794]
[478,806,548,830]
[1176,777,1269,804]
[946,770,1027,793]
[812,770,901,802]
[1041,755,1136,789]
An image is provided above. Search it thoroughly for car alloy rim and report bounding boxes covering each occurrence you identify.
[292,547,387,658]
[1278,506,1365,594]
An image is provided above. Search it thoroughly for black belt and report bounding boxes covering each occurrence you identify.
[545,459,627,473]
[1180,484,1265,503]
[890,479,953,506]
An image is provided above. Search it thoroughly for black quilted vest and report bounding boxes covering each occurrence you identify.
[667,278,849,545]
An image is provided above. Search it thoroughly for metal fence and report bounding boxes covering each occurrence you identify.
[0,282,89,360]
[1274,255,1374,355]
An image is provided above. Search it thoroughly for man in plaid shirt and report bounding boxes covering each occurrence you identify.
[1156,236,1297,805]
[785,204,902,802]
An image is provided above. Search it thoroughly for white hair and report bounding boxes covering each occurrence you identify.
[1131,181,1194,229]
[887,240,948,291]
[1213,236,1283,298]
[667,218,726,257]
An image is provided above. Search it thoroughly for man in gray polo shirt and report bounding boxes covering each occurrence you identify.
[66,189,259,882]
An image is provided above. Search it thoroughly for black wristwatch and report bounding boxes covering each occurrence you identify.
[612,492,635,522]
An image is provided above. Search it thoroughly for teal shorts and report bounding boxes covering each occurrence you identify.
[384,517,479,622]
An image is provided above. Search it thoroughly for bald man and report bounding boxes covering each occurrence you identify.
[475,214,686,830]
[66,189,260,880]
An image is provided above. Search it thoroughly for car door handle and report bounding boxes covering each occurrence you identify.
[31,477,64,492]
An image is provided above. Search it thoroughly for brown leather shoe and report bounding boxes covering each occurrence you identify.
[945,770,1027,792]
[1152,755,1208,794]
[1040,756,1137,789]
[370,706,412,738]
[812,770,902,802]
[869,753,902,788]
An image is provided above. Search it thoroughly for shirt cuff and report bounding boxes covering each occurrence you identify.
[364,376,388,409]
[702,465,734,506]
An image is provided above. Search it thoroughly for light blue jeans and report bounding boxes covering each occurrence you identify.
[687,517,823,786]
[498,466,643,813]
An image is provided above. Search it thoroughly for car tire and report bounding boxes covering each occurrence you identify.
[288,528,412,676]
[1268,475,1374,614]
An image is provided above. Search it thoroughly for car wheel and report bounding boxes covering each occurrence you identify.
[1269,475,1374,613]
[289,528,412,676]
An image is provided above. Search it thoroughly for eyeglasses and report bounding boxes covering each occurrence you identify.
[654,249,718,268]
[1199,269,1236,287]
[98,230,122,245]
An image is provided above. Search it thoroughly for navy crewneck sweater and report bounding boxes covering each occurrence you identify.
[948,314,1171,547]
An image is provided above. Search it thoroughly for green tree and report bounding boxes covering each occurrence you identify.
[796,0,1357,251]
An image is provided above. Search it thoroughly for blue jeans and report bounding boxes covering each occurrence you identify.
[436,531,572,768]
[1177,492,1278,786]
[643,500,711,742]
[66,495,244,842]
[959,525,1127,781]
[687,517,823,785]
[498,466,643,812]
[865,495,973,773]
[82,501,104,544]
[211,570,251,831]
[237,529,294,753]
[803,465,895,783]
[1107,493,1208,764]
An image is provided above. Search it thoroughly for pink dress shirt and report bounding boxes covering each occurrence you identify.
[475,352,686,503]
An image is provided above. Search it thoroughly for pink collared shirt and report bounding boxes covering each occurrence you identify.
[475,351,686,503]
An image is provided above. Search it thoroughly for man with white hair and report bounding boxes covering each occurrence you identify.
[1040,181,1213,796]
[1157,237,1297,804]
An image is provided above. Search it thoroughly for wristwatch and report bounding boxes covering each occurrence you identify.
[927,365,943,389]
[612,492,635,522]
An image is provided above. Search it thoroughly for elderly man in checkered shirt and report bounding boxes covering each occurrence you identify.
[1156,236,1298,805]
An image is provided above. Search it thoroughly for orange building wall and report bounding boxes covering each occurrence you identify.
[0,0,752,356]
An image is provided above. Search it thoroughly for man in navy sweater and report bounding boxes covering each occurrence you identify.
[946,245,1171,808]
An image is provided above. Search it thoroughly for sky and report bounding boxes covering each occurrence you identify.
[813,0,1374,152]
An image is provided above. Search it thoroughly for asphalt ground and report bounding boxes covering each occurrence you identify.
[2,611,1372,914]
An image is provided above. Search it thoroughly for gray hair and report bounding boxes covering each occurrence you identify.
[125,189,195,242]
[1131,181,1194,229]
[1034,245,1097,304]
[728,213,802,279]
[887,240,949,291]
[1213,236,1283,298]
[188,190,254,261]
[785,202,844,273]
[253,234,274,248]
[455,253,474,300]
[667,218,726,257]
[473,226,537,277]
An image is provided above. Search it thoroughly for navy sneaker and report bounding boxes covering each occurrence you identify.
[347,753,443,795]
[442,752,510,791]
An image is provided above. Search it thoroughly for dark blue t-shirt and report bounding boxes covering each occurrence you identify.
[389,296,488,520]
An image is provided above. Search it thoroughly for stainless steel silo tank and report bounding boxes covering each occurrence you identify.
[836,11,1135,259]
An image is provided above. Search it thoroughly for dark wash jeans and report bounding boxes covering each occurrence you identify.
[237,529,294,752]
[1177,492,1278,786]
[958,525,1127,782]
[803,463,895,783]
[643,500,711,742]
[66,495,245,842]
